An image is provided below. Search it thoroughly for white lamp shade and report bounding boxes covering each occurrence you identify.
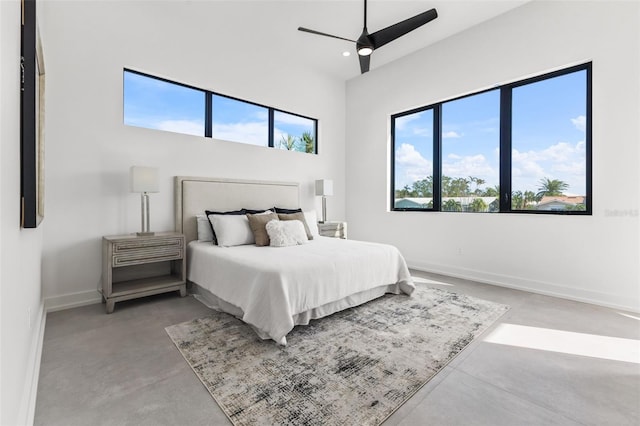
[315,179,334,196]
[130,166,159,193]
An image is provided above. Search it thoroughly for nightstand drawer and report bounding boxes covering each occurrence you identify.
[112,247,184,267]
[113,237,183,253]
[318,222,347,239]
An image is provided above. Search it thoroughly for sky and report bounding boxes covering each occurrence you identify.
[123,71,315,152]
[394,69,587,196]
[124,69,587,192]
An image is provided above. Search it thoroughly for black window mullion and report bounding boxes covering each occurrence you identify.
[499,87,512,212]
[390,117,397,210]
[268,109,274,148]
[433,105,442,211]
[204,92,212,138]
[585,63,593,214]
[313,121,319,154]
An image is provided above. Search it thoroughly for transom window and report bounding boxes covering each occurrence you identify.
[123,69,317,154]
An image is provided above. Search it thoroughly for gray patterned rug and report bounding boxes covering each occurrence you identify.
[166,285,509,426]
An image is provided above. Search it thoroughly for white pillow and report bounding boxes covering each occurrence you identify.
[303,210,320,237]
[266,220,308,247]
[196,214,214,241]
[209,215,255,247]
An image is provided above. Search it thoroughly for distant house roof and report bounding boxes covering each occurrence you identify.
[537,195,585,211]
[539,195,585,205]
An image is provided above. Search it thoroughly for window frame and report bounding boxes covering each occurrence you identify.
[123,68,319,154]
[390,62,592,215]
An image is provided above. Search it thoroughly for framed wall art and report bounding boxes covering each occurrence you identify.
[21,0,45,228]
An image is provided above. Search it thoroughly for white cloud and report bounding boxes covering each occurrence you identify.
[396,143,430,168]
[443,131,462,139]
[571,115,586,132]
[442,154,497,184]
[395,143,433,186]
[157,120,204,136]
[511,140,586,193]
[513,141,585,164]
[213,122,269,146]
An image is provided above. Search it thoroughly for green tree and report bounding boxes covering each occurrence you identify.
[523,190,537,209]
[511,191,524,210]
[395,185,416,199]
[469,198,487,212]
[301,131,315,154]
[411,177,433,197]
[442,199,462,212]
[469,177,486,195]
[443,177,470,197]
[279,134,298,151]
[537,177,569,198]
[483,185,500,197]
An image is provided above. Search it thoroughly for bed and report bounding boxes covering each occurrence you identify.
[175,176,414,345]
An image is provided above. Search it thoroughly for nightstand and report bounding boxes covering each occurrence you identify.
[102,232,186,313]
[318,221,347,239]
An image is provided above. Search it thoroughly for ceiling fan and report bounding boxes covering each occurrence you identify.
[298,0,438,74]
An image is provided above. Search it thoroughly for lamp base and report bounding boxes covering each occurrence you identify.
[136,231,155,236]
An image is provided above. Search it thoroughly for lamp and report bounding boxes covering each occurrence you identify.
[130,166,159,236]
[315,179,333,223]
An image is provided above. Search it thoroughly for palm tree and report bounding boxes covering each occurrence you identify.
[469,177,485,195]
[279,134,298,151]
[537,177,569,198]
[301,131,315,154]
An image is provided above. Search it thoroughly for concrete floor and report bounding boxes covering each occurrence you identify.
[35,271,640,425]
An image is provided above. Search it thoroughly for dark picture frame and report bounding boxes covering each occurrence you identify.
[21,0,45,228]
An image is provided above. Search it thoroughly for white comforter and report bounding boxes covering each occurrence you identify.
[188,237,414,345]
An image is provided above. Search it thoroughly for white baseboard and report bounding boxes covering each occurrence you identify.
[407,259,640,314]
[44,289,102,313]
[17,300,46,426]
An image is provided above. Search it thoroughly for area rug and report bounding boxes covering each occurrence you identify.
[166,285,509,426]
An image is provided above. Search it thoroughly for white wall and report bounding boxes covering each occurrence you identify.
[1,1,45,424]
[41,1,346,308]
[346,0,640,312]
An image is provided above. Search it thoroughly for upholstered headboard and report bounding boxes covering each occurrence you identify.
[174,176,300,245]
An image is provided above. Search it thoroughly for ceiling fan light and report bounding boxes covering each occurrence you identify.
[357,46,373,56]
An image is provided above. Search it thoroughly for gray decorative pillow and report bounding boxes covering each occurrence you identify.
[246,212,279,246]
[277,212,313,240]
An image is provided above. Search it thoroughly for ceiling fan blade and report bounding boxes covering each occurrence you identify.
[298,27,356,43]
[369,8,437,50]
[359,54,370,74]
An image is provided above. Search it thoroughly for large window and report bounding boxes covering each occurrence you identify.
[391,63,591,215]
[123,69,318,154]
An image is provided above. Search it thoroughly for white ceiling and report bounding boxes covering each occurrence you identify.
[210,0,532,81]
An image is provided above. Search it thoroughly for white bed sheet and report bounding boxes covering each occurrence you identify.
[187,236,414,345]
